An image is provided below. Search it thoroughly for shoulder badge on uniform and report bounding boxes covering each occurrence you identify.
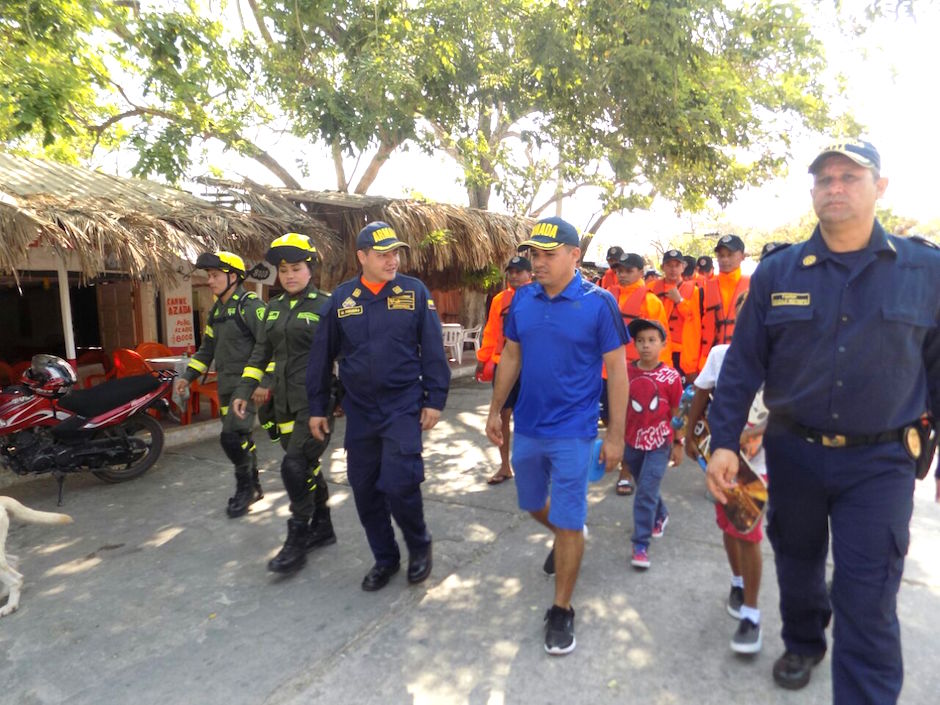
[267,310,280,321]
[352,287,362,298]
[801,255,817,267]
[428,298,436,310]
[256,307,265,321]
[910,234,939,249]
[341,296,357,309]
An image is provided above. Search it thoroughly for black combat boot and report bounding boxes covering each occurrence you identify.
[306,506,337,550]
[267,517,310,574]
[227,465,263,518]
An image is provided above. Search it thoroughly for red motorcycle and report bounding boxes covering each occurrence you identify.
[0,355,174,503]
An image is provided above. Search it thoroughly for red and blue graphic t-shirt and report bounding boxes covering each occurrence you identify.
[624,362,683,450]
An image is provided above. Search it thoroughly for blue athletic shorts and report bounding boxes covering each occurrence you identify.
[511,433,594,530]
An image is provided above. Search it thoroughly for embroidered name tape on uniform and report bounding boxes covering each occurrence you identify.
[338,305,363,318]
[771,293,811,306]
[297,312,320,323]
[388,292,415,310]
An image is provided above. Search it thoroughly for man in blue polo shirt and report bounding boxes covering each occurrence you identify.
[486,216,628,656]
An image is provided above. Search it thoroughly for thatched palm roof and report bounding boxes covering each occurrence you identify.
[200,178,533,290]
[0,153,332,286]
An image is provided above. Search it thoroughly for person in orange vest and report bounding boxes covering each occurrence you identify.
[643,268,662,285]
[698,234,750,372]
[694,255,715,288]
[476,255,533,485]
[648,249,701,382]
[599,246,624,290]
[681,255,697,283]
[609,252,671,496]
[610,252,671,366]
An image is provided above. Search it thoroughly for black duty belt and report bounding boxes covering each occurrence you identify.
[776,417,905,448]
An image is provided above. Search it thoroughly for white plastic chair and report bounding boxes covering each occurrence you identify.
[441,325,464,364]
[461,325,483,352]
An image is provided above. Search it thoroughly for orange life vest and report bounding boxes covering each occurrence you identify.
[700,273,750,352]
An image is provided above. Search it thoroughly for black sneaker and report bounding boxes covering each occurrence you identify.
[544,605,576,655]
[727,586,744,618]
[772,650,825,690]
[543,546,555,575]
[731,618,762,654]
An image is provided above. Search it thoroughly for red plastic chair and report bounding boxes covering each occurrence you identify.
[112,349,154,377]
[136,342,173,359]
[182,379,220,424]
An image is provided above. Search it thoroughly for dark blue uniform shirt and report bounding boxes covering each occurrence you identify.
[306,273,450,421]
[710,221,940,452]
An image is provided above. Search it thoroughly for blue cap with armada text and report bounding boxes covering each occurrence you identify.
[519,216,580,250]
[356,221,410,251]
[808,140,881,174]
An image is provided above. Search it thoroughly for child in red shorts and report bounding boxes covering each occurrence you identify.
[685,292,767,655]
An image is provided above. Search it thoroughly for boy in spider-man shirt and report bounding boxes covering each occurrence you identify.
[623,318,684,570]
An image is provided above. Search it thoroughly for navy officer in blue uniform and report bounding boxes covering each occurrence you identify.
[706,140,940,704]
[307,221,450,592]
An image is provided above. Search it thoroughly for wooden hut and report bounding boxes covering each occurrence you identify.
[198,179,533,325]
[0,153,323,367]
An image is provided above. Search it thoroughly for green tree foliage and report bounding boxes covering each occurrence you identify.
[0,0,915,225]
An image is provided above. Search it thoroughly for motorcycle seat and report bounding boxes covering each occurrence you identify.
[57,374,162,419]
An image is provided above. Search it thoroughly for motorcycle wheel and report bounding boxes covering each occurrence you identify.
[92,412,165,483]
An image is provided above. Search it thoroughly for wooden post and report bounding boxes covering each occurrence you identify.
[55,256,77,366]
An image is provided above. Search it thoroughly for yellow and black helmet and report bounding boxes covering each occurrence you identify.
[265,233,319,265]
[195,251,247,278]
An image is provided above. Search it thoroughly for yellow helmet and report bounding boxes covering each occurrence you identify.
[265,233,319,265]
[195,251,246,277]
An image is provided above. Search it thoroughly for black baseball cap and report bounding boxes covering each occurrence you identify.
[505,255,531,271]
[808,140,880,174]
[606,246,624,260]
[661,249,683,265]
[614,252,645,270]
[714,234,745,253]
[760,242,787,260]
[627,318,667,342]
[696,255,713,271]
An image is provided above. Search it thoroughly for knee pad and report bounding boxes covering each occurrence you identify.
[281,453,314,505]
[220,430,250,466]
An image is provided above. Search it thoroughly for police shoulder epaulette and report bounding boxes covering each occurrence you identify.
[909,234,939,249]
[307,291,318,300]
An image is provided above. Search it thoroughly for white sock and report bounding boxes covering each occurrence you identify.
[731,575,744,588]
[739,605,760,624]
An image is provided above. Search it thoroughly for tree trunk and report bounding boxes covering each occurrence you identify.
[468,184,491,209]
[354,139,398,194]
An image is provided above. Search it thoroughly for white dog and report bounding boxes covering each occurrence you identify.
[0,496,72,618]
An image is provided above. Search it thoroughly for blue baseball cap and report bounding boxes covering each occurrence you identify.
[356,221,410,251]
[519,217,580,250]
[808,140,881,174]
